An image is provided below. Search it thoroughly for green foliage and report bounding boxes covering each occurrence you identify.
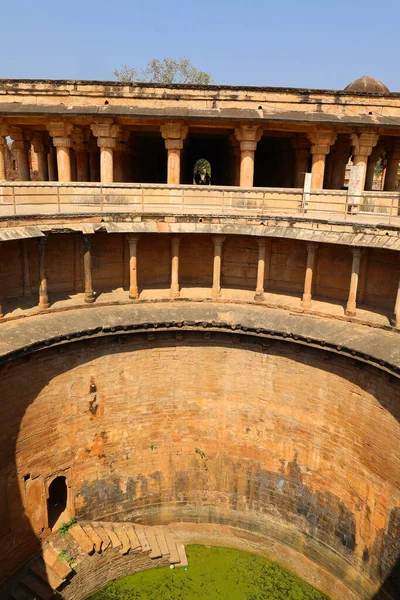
[114,57,213,85]
[194,447,205,458]
[58,549,75,567]
[86,545,329,600]
[194,158,211,176]
[58,517,78,536]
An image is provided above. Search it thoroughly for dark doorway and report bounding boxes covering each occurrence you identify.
[182,133,235,186]
[131,132,167,183]
[254,135,296,188]
[47,476,67,529]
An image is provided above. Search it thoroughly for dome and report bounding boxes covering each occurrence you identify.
[344,75,390,93]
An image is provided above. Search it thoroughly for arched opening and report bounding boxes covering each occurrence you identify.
[193,158,211,185]
[47,476,67,530]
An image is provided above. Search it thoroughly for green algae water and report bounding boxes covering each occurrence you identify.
[87,545,329,600]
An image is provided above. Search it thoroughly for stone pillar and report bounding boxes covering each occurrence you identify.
[91,123,121,183]
[301,243,319,309]
[212,235,225,299]
[329,139,351,190]
[82,234,95,303]
[383,139,400,192]
[170,235,181,299]
[72,130,90,182]
[234,124,262,188]
[0,123,9,180]
[126,234,139,299]
[255,238,267,300]
[47,144,58,181]
[307,130,337,190]
[391,259,400,328]
[32,134,49,181]
[21,239,32,297]
[161,121,188,185]
[365,142,384,191]
[10,129,31,181]
[292,137,310,188]
[37,236,49,310]
[48,122,74,182]
[345,248,362,317]
[350,131,380,190]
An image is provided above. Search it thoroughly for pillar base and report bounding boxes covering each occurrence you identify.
[38,301,50,310]
[211,291,221,300]
[170,287,180,299]
[345,307,356,317]
[84,293,95,304]
[254,291,264,301]
[390,314,398,328]
[301,294,312,309]
[129,289,139,300]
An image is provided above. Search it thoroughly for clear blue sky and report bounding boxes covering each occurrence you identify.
[3,0,400,90]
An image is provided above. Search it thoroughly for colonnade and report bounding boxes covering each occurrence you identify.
[1,120,399,192]
[1,235,399,328]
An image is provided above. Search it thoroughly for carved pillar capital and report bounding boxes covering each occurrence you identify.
[234,124,262,151]
[91,122,121,149]
[307,130,337,156]
[160,121,188,146]
[350,131,379,159]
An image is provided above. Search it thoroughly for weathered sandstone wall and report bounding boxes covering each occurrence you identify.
[0,332,399,598]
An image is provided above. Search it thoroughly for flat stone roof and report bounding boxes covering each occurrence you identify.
[0,78,398,97]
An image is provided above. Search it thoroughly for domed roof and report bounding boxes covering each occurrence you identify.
[344,75,390,93]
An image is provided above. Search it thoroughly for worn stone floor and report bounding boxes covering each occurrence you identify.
[1,286,393,329]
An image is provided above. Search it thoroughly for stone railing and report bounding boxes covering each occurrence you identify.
[0,182,399,224]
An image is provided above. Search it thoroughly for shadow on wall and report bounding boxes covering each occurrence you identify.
[0,329,399,599]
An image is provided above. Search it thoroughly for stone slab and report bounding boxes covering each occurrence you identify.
[124,525,141,551]
[68,523,94,554]
[165,533,180,564]
[93,526,111,551]
[21,575,54,600]
[144,527,162,559]
[104,525,122,549]
[83,524,103,553]
[176,543,188,567]
[42,545,72,579]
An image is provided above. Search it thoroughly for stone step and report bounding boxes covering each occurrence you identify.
[154,528,170,557]
[9,586,36,600]
[93,525,111,551]
[30,557,64,590]
[165,533,180,564]
[83,524,103,553]
[113,524,130,555]
[42,545,73,580]
[144,527,162,559]
[21,574,54,600]
[68,523,94,555]
[134,526,151,553]
[176,543,188,567]
[124,524,141,551]
[104,525,122,549]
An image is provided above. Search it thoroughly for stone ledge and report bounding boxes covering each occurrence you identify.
[0,302,398,378]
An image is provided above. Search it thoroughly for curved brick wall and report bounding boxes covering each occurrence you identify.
[0,330,399,598]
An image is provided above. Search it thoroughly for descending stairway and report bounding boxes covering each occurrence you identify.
[8,521,188,600]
